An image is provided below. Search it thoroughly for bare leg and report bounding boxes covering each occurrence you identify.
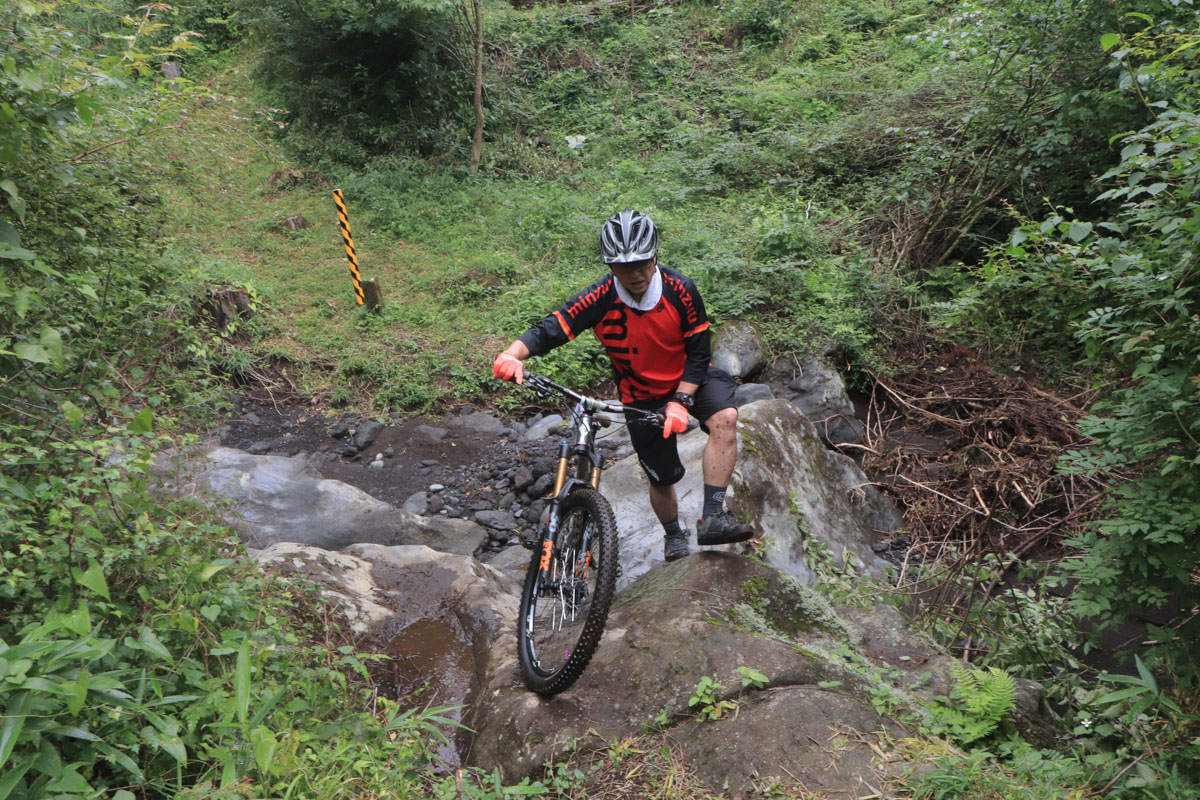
[701,407,739,486]
[647,483,678,524]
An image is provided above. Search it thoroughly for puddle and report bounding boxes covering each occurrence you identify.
[381,618,475,768]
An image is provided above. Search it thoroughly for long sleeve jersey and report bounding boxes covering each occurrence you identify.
[518,265,712,403]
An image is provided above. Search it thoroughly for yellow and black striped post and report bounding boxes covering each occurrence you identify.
[332,189,383,309]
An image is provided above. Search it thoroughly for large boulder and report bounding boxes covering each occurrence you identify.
[732,400,899,582]
[257,542,519,760]
[601,399,896,589]
[711,320,767,380]
[466,553,944,795]
[782,355,866,448]
[173,448,488,554]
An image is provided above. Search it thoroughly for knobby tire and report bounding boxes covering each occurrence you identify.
[517,487,619,696]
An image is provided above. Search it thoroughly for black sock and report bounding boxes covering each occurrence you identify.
[702,485,726,519]
[662,517,684,537]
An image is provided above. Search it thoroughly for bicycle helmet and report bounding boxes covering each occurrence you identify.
[600,208,658,264]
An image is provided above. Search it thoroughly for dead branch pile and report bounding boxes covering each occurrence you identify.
[859,344,1111,603]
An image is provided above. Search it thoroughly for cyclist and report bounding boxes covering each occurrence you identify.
[493,208,754,562]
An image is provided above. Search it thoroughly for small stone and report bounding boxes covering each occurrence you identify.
[512,467,534,491]
[383,446,394,457]
[428,495,445,513]
[354,420,383,449]
[244,412,261,425]
[402,492,429,515]
[374,452,383,461]
[368,459,384,470]
[494,477,512,490]
[416,425,448,441]
[421,458,440,467]
[528,473,555,498]
[429,483,445,492]
[476,510,516,531]
[247,441,271,455]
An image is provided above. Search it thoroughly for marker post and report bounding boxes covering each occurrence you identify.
[332,189,384,310]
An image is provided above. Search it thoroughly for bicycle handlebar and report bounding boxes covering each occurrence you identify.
[522,372,662,422]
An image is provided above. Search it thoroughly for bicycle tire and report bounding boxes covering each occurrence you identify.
[516,486,619,696]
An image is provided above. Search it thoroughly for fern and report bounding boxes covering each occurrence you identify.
[926,665,1017,745]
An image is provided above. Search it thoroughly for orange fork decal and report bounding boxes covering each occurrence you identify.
[539,540,553,572]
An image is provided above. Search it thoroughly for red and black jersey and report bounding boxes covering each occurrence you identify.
[518,266,712,403]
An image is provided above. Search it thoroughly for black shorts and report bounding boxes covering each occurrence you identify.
[622,365,738,487]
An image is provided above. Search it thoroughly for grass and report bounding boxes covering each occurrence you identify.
[146,0,926,414]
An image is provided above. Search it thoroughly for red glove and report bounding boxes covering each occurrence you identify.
[493,353,524,384]
[662,401,689,439]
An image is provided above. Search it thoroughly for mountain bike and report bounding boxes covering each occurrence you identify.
[514,373,661,696]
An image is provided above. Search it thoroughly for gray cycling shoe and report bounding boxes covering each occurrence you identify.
[664,530,691,562]
[696,510,755,546]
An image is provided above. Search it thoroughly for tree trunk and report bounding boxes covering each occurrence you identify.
[470,0,484,175]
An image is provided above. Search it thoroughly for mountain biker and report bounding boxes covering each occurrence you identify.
[492,208,754,562]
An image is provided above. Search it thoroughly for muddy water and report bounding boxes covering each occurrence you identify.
[383,619,476,768]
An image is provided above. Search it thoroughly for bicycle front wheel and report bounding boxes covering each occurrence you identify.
[517,487,619,696]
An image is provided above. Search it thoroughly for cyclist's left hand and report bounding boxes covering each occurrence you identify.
[662,401,689,438]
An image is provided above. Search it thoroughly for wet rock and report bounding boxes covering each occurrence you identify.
[711,320,766,380]
[600,400,895,589]
[170,448,487,555]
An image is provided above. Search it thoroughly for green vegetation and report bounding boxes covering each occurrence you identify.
[5,0,1200,796]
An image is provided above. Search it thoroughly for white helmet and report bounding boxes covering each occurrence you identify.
[600,208,658,264]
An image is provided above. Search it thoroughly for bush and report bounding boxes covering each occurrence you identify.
[243,0,472,165]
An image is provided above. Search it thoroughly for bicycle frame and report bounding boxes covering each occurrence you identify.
[515,373,662,691]
[526,374,623,596]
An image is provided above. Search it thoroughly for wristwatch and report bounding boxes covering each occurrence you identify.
[671,391,695,409]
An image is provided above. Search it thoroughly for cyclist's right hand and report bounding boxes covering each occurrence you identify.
[493,352,525,384]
